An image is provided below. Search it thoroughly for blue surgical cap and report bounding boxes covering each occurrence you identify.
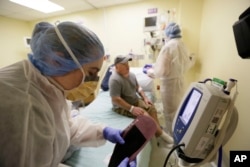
[28,21,104,76]
[165,22,182,39]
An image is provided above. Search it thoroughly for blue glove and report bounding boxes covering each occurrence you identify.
[118,157,137,167]
[103,127,125,144]
[143,64,153,74]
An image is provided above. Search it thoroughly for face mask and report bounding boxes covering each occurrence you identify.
[54,22,101,104]
[48,75,99,104]
[65,81,98,103]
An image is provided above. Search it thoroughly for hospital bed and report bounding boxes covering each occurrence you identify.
[63,67,155,167]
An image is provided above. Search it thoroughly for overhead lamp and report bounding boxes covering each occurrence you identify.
[10,0,64,13]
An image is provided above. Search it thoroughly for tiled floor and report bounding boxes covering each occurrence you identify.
[149,137,178,167]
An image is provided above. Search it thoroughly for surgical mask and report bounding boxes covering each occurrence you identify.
[65,80,99,103]
[65,75,99,103]
[47,76,99,104]
[52,21,100,102]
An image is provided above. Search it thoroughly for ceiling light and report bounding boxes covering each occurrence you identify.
[10,0,64,13]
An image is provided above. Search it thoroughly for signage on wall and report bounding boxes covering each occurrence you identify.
[148,8,158,14]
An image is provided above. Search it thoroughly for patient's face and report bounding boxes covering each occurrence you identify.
[116,62,130,77]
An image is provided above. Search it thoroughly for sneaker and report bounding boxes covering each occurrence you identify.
[157,132,174,148]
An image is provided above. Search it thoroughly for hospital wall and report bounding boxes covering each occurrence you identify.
[28,0,188,65]
[197,0,250,159]
[0,0,249,160]
[27,0,202,94]
[0,16,31,67]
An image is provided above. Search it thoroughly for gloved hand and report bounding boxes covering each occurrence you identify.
[118,157,137,167]
[103,127,125,144]
[143,64,153,74]
[147,68,155,78]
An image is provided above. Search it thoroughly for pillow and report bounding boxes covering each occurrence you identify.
[130,67,153,92]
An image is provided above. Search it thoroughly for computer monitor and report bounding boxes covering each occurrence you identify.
[173,82,231,162]
[144,16,158,32]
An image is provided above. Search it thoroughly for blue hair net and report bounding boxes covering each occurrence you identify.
[28,21,104,76]
[165,22,181,39]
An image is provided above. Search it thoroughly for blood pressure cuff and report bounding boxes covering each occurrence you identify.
[108,115,157,167]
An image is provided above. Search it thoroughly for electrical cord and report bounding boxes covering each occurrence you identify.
[163,143,185,167]
[217,146,222,167]
[198,78,212,84]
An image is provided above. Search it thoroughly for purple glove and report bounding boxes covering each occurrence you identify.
[143,64,153,74]
[118,157,137,167]
[103,127,125,144]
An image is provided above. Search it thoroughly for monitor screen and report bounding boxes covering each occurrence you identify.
[181,89,202,125]
[144,16,158,32]
[145,16,157,27]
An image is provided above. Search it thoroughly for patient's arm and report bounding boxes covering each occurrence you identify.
[136,86,152,105]
[111,96,144,116]
[112,96,132,111]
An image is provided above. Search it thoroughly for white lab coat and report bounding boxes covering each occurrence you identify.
[152,38,194,134]
[0,60,106,167]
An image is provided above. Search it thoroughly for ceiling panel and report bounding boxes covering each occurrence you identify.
[87,0,145,8]
[0,0,147,21]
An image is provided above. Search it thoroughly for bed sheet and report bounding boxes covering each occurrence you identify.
[64,90,152,167]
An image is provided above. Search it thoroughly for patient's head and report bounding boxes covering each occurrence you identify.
[114,55,132,65]
[114,55,132,77]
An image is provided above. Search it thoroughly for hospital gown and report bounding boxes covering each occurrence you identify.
[153,38,194,134]
[0,60,106,167]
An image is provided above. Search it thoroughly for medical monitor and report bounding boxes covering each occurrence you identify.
[144,16,158,32]
[180,89,202,126]
[173,82,231,161]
